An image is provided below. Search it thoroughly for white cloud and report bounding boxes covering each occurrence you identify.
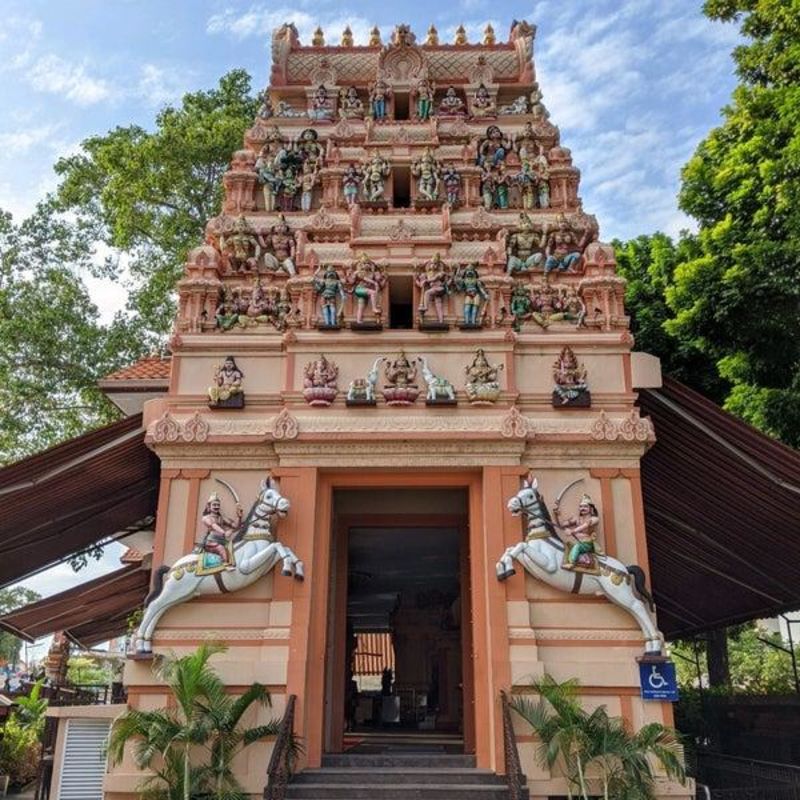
[136,63,195,109]
[26,54,112,106]
[0,123,62,155]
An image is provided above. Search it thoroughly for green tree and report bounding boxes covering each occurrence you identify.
[55,69,260,335]
[108,643,286,800]
[0,587,39,666]
[0,202,147,464]
[510,675,685,800]
[672,0,800,446]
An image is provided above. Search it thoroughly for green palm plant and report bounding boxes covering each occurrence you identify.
[109,643,286,800]
[509,675,686,800]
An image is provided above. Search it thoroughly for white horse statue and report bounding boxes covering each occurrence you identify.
[496,473,664,655]
[134,474,302,654]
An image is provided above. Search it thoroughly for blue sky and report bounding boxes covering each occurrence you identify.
[1,0,742,650]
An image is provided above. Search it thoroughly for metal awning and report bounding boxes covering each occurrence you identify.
[639,377,800,638]
[0,565,150,649]
[0,414,158,588]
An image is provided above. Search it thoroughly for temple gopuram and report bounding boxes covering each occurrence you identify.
[38,19,705,800]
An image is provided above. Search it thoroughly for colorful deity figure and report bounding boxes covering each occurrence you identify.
[220,215,261,273]
[303,354,339,407]
[465,348,503,404]
[369,78,391,120]
[442,165,462,206]
[411,147,441,202]
[555,284,587,326]
[313,265,345,327]
[554,492,601,572]
[472,83,496,117]
[297,128,324,170]
[494,163,510,209]
[255,144,280,212]
[552,345,590,406]
[360,153,391,202]
[438,86,466,117]
[199,491,243,570]
[339,86,365,119]
[215,286,240,331]
[544,214,592,274]
[239,276,278,327]
[514,121,538,161]
[346,253,386,324]
[342,162,362,206]
[309,85,334,120]
[506,213,544,274]
[480,164,497,210]
[383,350,420,405]
[208,356,245,409]
[508,281,536,332]
[500,95,530,115]
[415,253,450,325]
[532,150,550,208]
[454,263,488,326]
[413,78,436,121]
[477,125,512,167]
[256,91,273,119]
[300,162,319,213]
[276,166,299,212]
[262,214,297,275]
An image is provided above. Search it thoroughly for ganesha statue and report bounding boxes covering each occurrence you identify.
[303,355,339,407]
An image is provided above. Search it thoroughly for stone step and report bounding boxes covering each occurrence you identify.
[293,767,505,785]
[321,754,476,768]
[285,783,510,800]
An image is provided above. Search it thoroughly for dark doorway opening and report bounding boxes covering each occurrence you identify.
[393,92,410,121]
[388,274,413,329]
[329,489,469,754]
[393,166,411,208]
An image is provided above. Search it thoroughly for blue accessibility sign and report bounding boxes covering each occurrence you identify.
[639,660,679,702]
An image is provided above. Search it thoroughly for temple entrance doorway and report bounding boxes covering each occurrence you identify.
[325,488,472,754]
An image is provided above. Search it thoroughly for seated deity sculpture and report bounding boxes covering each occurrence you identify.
[208,356,245,408]
[339,86,365,118]
[303,355,339,406]
[309,85,334,120]
[506,213,544,274]
[472,84,496,117]
[220,215,260,273]
[552,345,590,406]
[383,350,420,405]
[465,348,503,404]
[438,86,466,116]
[544,214,592,274]
[476,125,512,167]
[262,214,297,275]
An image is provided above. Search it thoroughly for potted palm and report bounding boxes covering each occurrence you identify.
[510,675,686,800]
[109,643,293,800]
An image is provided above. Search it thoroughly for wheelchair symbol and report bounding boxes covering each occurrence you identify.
[648,666,667,690]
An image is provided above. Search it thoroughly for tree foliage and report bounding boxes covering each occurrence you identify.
[55,69,259,335]
[669,0,800,446]
[0,587,40,666]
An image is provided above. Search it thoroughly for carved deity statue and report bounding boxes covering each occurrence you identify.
[477,125,511,167]
[411,147,442,202]
[554,492,602,572]
[360,153,391,202]
[416,253,450,324]
[342,162,362,206]
[199,491,243,569]
[493,163,510,209]
[383,350,420,405]
[369,79,391,120]
[256,91,273,120]
[544,214,592,274]
[215,286,239,331]
[465,348,503,404]
[346,253,386,324]
[300,161,319,213]
[275,100,305,118]
[480,163,498,211]
[472,84,496,117]
[208,356,245,408]
[500,95,529,115]
[220,215,260,273]
[339,86,365,119]
[297,128,324,170]
[438,86,466,117]
[313,265,345,327]
[516,154,550,210]
[509,280,536,331]
[506,213,544,274]
[514,121,538,161]
[256,144,280,212]
[309,84,334,120]
[442,165,462,206]
[303,354,339,406]
[262,214,297,275]
[454,263,488,326]
[413,78,436,121]
[529,82,550,120]
[553,345,590,406]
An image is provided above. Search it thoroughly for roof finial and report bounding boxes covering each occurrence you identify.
[369,25,381,46]
[426,25,439,46]
[454,24,467,46]
[312,26,324,46]
[341,25,354,47]
[483,23,495,45]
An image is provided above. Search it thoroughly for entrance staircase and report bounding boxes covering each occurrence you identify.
[285,734,526,800]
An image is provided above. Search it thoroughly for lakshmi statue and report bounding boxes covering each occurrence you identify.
[506,213,544,274]
[472,84,496,117]
[415,254,450,325]
[465,348,503,404]
[219,215,260,273]
[438,86,466,117]
[338,86,365,119]
[442,165,462,206]
[303,355,339,407]
[342,163,362,206]
[208,356,245,409]
[309,85,334,120]
[544,214,592,274]
[411,147,442,202]
[346,253,386,325]
[413,78,436,121]
[383,351,420,405]
[360,153,391,202]
[262,214,297,275]
[369,78,391,120]
[313,265,345,327]
[454,264,488,327]
[552,345,590,407]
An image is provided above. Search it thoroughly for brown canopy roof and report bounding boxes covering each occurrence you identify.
[639,377,800,638]
[0,414,158,588]
[0,565,149,649]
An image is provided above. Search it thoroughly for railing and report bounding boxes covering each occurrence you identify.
[13,681,127,706]
[264,694,297,800]
[697,752,800,800]
[500,689,527,800]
